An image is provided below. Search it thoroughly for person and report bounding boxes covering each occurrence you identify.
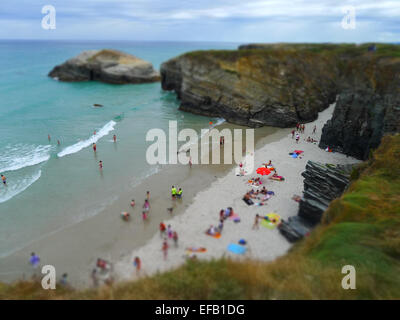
[99,160,103,170]
[93,143,97,152]
[167,225,173,239]
[1,174,6,186]
[160,222,166,236]
[60,273,68,286]
[253,214,260,230]
[133,257,141,274]
[171,185,177,199]
[94,130,96,135]
[207,225,217,236]
[143,199,150,216]
[177,188,183,199]
[302,124,306,133]
[130,199,135,207]
[219,209,225,221]
[162,239,169,260]
[96,258,108,270]
[113,134,117,142]
[172,231,178,247]
[291,129,295,139]
[121,211,130,221]
[48,134,51,141]
[295,133,300,144]
[146,191,150,200]
[296,123,300,131]
[218,219,224,233]
[57,140,60,146]
[313,125,316,134]
[189,157,192,168]
[29,252,40,268]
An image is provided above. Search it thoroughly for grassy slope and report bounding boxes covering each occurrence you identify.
[1,134,399,300]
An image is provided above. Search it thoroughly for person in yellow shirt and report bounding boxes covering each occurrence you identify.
[177,188,183,199]
[171,186,177,199]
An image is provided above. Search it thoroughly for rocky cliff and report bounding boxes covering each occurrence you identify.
[49,49,160,84]
[279,160,354,242]
[161,43,400,159]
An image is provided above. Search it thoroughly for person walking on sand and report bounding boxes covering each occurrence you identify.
[160,222,166,236]
[173,231,178,247]
[133,256,141,274]
[162,239,169,260]
[253,214,260,230]
[143,199,150,215]
[313,125,316,134]
[295,133,300,144]
[113,134,117,142]
[29,252,40,269]
[1,175,6,186]
[130,199,135,207]
[189,156,192,168]
[167,225,173,239]
[146,191,150,200]
[177,188,183,199]
[99,160,103,170]
[93,143,97,152]
[291,129,295,139]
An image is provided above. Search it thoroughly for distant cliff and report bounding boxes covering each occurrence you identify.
[161,43,400,159]
[49,49,160,84]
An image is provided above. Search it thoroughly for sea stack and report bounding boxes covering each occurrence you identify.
[49,49,160,84]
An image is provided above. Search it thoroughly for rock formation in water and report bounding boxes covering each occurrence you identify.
[278,161,354,242]
[161,43,400,159]
[49,49,160,84]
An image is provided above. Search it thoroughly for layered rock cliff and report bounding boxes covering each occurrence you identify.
[279,160,354,242]
[49,49,160,84]
[161,44,400,159]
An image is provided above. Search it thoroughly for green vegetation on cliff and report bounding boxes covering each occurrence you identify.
[1,134,399,300]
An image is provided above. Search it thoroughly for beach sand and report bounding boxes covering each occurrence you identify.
[114,103,361,282]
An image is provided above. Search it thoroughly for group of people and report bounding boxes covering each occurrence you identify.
[296,123,306,133]
[159,222,179,260]
[171,185,183,199]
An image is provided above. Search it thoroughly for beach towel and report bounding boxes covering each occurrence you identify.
[227,243,247,255]
[243,198,254,205]
[294,150,304,154]
[205,231,221,238]
[261,213,281,229]
[267,191,275,195]
[291,153,298,158]
[186,247,207,253]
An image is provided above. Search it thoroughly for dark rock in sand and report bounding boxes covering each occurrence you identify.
[49,49,160,84]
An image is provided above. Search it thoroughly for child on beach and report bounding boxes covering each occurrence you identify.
[167,225,173,239]
[146,191,150,200]
[177,188,183,199]
[133,257,141,274]
[113,134,117,142]
[29,252,40,269]
[99,161,103,170]
[130,199,135,207]
[143,199,150,212]
[253,214,260,230]
[173,231,178,247]
[160,222,166,236]
[295,133,300,144]
[93,143,97,152]
[121,211,130,221]
[162,240,169,260]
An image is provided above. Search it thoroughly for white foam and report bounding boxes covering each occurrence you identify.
[0,170,41,204]
[0,144,51,173]
[57,120,116,158]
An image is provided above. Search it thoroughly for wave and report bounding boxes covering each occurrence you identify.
[57,120,116,158]
[0,170,41,204]
[0,144,51,173]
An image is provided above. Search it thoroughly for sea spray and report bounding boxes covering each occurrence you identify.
[0,144,52,173]
[0,170,42,204]
[57,120,116,158]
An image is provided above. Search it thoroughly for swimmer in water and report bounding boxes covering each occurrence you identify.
[113,134,117,142]
[48,134,51,141]
[99,161,103,170]
[57,140,60,146]
[93,143,97,152]
[1,175,6,186]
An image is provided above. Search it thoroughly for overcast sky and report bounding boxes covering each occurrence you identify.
[0,0,399,42]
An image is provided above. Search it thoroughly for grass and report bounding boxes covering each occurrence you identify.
[1,135,399,300]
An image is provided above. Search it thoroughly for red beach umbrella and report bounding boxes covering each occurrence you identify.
[256,167,271,175]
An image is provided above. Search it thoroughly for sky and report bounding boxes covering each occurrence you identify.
[0,0,399,42]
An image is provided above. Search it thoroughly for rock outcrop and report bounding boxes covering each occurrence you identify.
[161,49,339,127]
[278,161,354,242]
[49,49,160,84]
[319,55,400,160]
[161,44,400,158]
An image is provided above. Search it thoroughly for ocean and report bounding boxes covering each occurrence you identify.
[0,40,239,258]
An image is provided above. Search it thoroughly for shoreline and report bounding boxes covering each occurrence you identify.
[114,103,361,283]
[0,122,278,288]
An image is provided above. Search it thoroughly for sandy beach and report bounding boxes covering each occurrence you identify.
[114,103,361,282]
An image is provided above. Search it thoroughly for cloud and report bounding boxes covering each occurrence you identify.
[0,0,398,42]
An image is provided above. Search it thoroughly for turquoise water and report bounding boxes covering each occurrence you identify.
[0,40,238,257]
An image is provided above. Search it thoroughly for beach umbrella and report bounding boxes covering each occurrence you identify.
[256,167,271,175]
